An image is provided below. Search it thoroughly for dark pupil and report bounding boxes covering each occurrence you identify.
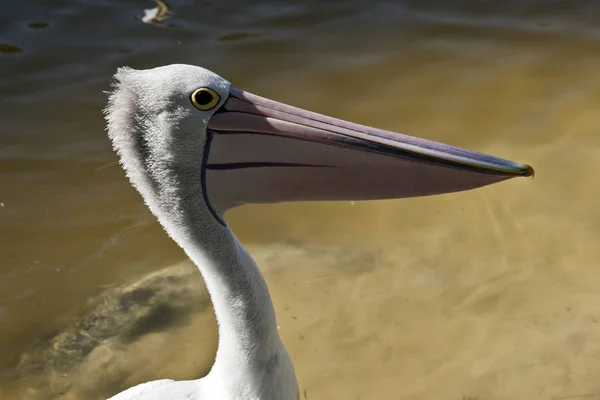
[194,90,214,105]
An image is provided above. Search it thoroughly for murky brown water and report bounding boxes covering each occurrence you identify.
[1,0,600,399]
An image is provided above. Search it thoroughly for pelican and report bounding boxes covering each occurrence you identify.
[104,64,533,400]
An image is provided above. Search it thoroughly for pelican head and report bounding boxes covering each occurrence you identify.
[106,64,533,226]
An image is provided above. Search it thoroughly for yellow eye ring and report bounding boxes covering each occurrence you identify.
[191,88,220,111]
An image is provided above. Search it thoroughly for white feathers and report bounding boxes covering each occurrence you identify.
[104,65,299,400]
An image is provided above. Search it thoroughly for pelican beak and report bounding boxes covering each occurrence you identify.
[205,87,533,211]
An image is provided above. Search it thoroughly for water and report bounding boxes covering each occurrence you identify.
[1,0,599,398]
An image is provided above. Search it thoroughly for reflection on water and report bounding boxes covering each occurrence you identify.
[1,0,600,399]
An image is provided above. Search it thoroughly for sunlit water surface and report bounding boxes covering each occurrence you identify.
[1,1,599,399]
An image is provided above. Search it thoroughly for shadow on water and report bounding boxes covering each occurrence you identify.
[4,262,215,399]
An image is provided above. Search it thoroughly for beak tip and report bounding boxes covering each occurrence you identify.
[521,164,535,178]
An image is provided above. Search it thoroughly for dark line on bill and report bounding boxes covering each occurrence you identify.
[205,162,330,170]
[209,130,526,176]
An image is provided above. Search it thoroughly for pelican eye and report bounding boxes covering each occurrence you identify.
[191,88,220,111]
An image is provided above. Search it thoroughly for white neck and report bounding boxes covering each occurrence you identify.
[144,167,298,397]
[180,226,282,371]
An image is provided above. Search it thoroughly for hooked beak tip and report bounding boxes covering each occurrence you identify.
[521,164,535,178]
